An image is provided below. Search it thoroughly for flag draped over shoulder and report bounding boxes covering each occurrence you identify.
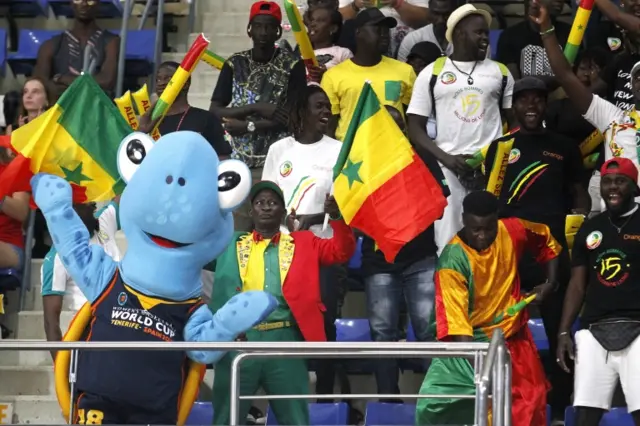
[0,75,132,203]
[332,83,448,263]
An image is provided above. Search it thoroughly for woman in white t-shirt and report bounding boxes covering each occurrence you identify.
[41,202,121,358]
[262,85,341,237]
[306,5,353,83]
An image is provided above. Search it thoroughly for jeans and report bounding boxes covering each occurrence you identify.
[364,257,436,396]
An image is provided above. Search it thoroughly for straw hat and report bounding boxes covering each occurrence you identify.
[445,4,492,43]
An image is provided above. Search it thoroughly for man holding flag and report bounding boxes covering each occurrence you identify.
[416,190,560,426]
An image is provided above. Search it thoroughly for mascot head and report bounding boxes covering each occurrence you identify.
[116,131,250,298]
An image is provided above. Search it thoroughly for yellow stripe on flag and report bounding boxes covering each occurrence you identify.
[12,106,119,202]
[333,108,413,222]
[568,8,591,46]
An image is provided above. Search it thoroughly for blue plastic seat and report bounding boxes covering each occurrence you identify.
[266,402,349,425]
[364,402,416,426]
[347,236,363,270]
[48,0,122,18]
[8,29,61,76]
[3,0,49,17]
[185,401,214,425]
[0,29,6,76]
[0,268,22,292]
[120,29,155,77]
[335,318,371,342]
[489,29,502,60]
[335,318,374,373]
[528,318,549,352]
[564,406,634,426]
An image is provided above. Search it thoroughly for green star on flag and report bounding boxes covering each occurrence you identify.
[341,159,363,188]
[578,25,584,30]
[61,162,92,185]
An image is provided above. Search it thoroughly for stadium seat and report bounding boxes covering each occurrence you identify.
[489,29,502,60]
[8,29,155,77]
[564,406,635,426]
[528,318,549,352]
[0,29,6,76]
[3,0,49,17]
[336,318,371,342]
[364,402,416,426]
[335,318,374,373]
[347,236,363,270]
[0,268,22,292]
[8,29,60,76]
[266,402,349,425]
[185,401,214,425]
[48,0,123,18]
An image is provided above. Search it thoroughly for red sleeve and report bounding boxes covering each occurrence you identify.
[311,219,356,266]
[501,217,562,263]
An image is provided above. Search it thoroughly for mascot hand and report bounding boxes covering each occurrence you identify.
[30,173,72,214]
[215,291,279,335]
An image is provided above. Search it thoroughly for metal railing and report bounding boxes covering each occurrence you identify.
[1,332,511,426]
[116,0,197,97]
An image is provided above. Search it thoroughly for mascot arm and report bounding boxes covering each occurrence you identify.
[31,174,117,303]
[184,291,279,364]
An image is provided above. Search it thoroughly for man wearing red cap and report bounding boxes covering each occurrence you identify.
[557,158,640,425]
[210,1,307,231]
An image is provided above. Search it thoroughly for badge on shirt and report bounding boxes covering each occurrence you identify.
[118,292,128,306]
[586,231,603,250]
[607,37,622,51]
[508,148,521,164]
[441,72,457,85]
[280,161,293,177]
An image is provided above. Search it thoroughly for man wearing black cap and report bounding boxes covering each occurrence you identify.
[321,7,416,141]
[210,1,307,231]
[558,158,640,426]
[208,181,355,425]
[484,76,590,420]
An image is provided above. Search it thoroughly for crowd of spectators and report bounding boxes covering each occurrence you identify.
[3,0,640,424]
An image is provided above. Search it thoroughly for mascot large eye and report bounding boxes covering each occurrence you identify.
[218,159,251,212]
[117,132,155,183]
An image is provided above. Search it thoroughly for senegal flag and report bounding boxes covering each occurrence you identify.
[0,75,131,203]
[333,83,448,263]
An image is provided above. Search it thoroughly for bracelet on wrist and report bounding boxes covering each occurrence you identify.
[558,331,569,337]
[540,26,555,36]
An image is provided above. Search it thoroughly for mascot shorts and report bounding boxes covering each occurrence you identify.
[75,391,177,425]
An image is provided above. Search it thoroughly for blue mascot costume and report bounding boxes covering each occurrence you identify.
[31,131,278,425]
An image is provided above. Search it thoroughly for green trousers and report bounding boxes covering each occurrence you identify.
[212,327,310,425]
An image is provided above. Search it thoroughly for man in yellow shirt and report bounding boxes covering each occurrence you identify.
[321,8,416,141]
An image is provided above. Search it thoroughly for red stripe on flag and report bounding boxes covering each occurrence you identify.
[349,153,447,262]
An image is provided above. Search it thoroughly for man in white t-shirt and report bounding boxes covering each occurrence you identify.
[397,0,455,62]
[407,4,514,254]
[41,202,121,357]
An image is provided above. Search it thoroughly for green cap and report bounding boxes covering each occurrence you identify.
[249,180,285,205]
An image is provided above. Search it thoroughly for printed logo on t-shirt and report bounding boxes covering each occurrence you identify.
[110,306,178,342]
[441,71,457,85]
[453,87,484,123]
[596,248,630,287]
[508,148,521,164]
[117,292,128,306]
[607,37,622,51]
[586,230,603,250]
[280,161,293,177]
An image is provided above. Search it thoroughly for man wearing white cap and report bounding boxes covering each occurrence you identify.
[407,4,514,254]
[531,0,640,211]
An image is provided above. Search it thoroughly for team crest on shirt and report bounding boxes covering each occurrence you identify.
[586,231,603,250]
[441,71,457,85]
[607,37,622,51]
[508,148,521,164]
[279,161,292,177]
[117,292,128,306]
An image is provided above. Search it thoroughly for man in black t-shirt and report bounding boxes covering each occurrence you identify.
[557,158,640,425]
[485,76,591,421]
[151,61,231,159]
[495,0,570,79]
